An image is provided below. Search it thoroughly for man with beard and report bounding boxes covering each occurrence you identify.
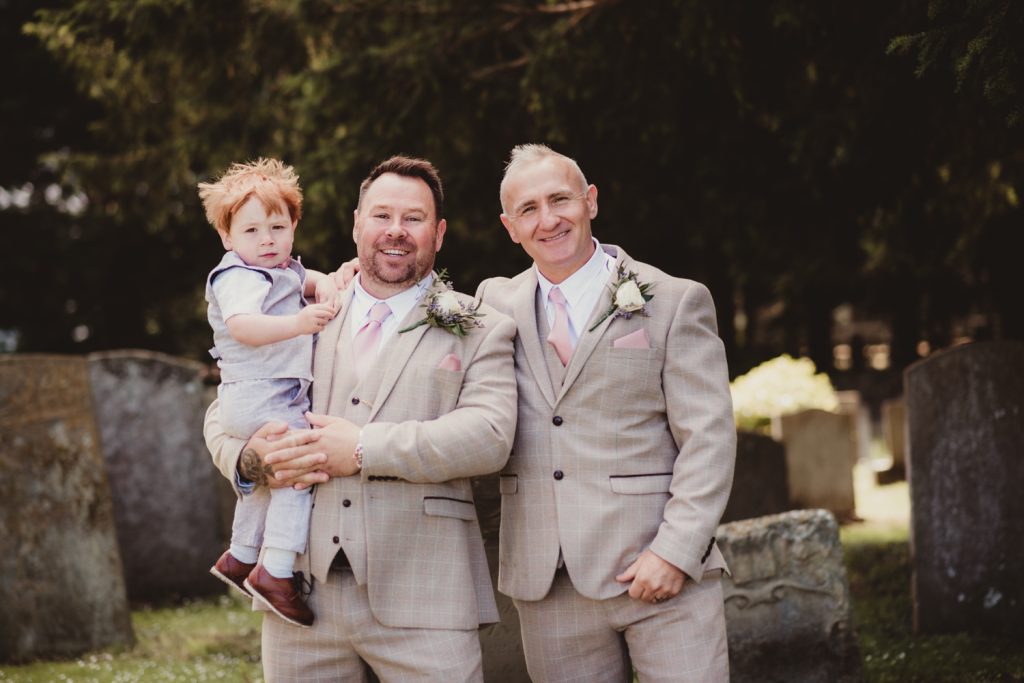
[204,156,517,682]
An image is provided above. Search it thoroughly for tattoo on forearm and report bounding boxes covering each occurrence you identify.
[239,448,273,488]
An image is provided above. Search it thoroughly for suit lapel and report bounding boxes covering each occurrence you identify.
[556,244,626,403]
[513,271,557,408]
[366,284,432,422]
[312,283,355,414]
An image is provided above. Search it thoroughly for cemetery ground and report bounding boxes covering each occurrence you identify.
[2,463,1022,682]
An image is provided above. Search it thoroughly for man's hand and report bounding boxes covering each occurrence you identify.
[331,258,360,289]
[264,412,362,489]
[615,549,686,604]
[296,302,336,335]
[237,421,291,489]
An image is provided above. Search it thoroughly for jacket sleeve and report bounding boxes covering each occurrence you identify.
[358,311,518,483]
[648,282,736,581]
[203,399,249,497]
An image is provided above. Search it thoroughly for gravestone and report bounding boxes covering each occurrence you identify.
[472,473,530,683]
[905,341,1024,635]
[836,390,871,463]
[718,509,862,683]
[722,430,791,523]
[773,410,857,520]
[88,350,229,603]
[0,355,134,663]
[875,398,906,484]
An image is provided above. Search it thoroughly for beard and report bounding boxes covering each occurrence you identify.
[360,236,434,289]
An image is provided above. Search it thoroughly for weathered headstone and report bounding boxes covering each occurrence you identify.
[836,390,871,463]
[472,473,530,683]
[875,397,906,484]
[0,355,134,663]
[718,509,862,683]
[722,430,792,523]
[772,410,857,520]
[88,350,229,603]
[905,341,1024,635]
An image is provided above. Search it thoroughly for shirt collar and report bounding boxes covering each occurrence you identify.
[535,238,614,309]
[352,272,433,325]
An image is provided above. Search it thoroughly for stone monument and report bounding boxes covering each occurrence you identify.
[836,390,871,463]
[718,509,862,683]
[773,410,857,520]
[875,397,906,484]
[88,350,229,603]
[905,341,1024,635]
[0,355,134,663]
[722,430,791,523]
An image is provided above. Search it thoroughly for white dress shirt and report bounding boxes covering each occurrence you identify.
[346,272,433,356]
[535,239,616,348]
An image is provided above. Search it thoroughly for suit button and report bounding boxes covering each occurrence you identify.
[553,470,564,480]
[332,536,340,544]
[342,499,351,508]
[351,397,360,405]
[552,416,563,426]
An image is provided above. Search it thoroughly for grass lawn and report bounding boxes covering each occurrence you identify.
[3,463,1021,682]
[0,595,263,682]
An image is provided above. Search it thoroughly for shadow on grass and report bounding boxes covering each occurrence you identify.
[843,526,1024,683]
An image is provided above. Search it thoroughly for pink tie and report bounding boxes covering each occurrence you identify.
[547,287,573,366]
[352,302,392,378]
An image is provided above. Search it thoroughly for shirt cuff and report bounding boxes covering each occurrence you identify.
[234,470,255,495]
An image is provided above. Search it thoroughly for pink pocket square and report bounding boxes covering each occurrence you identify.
[437,353,462,371]
[612,328,651,349]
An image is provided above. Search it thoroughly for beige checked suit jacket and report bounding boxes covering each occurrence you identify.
[205,277,518,629]
[477,244,735,602]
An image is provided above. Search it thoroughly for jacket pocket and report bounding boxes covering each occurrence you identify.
[423,496,477,521]
[499,474,518,495]
[608,473,673,494]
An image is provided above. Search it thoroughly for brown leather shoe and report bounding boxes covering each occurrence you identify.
[245,564,314,628]
[210,550,255,598]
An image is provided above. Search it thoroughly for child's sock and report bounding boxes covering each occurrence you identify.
[263,547,297,579]
[230,544,259,565]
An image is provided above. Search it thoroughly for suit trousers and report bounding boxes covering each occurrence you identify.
[514,569,729,683]
[261,568,484,683]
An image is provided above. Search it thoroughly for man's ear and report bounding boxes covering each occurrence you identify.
[586,184,599,220]
[500,214,522,244]
[434,218,447,252]
[352,209,360,244]
[218,230,232,251]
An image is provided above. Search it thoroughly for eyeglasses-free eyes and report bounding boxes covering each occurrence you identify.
[507,191,587,228]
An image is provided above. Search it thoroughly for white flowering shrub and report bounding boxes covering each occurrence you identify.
[730,354,838,431]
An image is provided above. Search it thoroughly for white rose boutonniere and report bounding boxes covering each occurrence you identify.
[399,269,485,337]
[589,265,654,331]
[613,280,646,312]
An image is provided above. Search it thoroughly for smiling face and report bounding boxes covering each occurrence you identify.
[353,172,446,299]
[500,155,598,284]
[219,195,296,268]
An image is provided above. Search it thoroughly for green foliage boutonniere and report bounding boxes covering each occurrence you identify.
[588,265,654,332]
[399,269,485,337]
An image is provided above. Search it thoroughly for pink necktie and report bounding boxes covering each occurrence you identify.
[352,302,392,378]
[547,287,573,366]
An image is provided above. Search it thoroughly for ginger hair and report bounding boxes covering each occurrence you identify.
[198,158,303,233]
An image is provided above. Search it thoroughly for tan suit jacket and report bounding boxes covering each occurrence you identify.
[206,277,518,630]
[477,244,735,602]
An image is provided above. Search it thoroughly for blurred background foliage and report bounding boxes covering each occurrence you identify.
[1,0,1022,377]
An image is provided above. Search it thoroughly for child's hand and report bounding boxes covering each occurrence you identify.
[296,302,336,335]
[314,273,341,308]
